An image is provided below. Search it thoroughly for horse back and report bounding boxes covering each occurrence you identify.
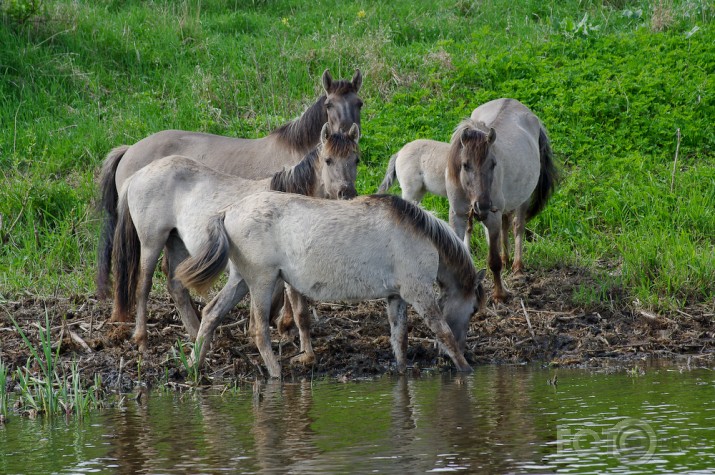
[115,130,301,189]
[396,139,450,199]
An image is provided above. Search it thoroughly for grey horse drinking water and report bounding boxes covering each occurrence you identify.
[176,191,487,378]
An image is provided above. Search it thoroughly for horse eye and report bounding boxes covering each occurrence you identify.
[325,101,333,109]
[325,157,334,166]
[462,162,471,171]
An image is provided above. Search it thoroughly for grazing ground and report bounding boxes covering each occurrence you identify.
[2,265,713,392]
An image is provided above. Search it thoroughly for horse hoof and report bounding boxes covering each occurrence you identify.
[290,353,315,365]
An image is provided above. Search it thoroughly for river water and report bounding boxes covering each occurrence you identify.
[1,361,713,474]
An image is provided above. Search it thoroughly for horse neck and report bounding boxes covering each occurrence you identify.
[269,96,327,154]
[269,149,320,197]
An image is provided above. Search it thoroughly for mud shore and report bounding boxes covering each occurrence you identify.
[1,266,713,391]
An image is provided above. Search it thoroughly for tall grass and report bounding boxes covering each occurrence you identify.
[8,312,105,418]
[1,0,713,312]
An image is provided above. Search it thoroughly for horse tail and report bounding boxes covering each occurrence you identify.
[176,213,230,294]
[377,153,398,193]
[526,126,559,221]
[110,189,140,323]
[96,145,130,299]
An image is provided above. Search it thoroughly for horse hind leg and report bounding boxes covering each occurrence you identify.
[285,286,315,365]
[500,212,512,269]
[250,278,282,378]
[511,204,529,276]
[164,235,201,340]
[133,246,164,352]
[484,212,509,302]
[190,265,249,369]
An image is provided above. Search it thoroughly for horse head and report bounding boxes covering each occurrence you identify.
[318,122,360,199]
[449,121,497,222]
[438,268,487,351]
[322,69,363,135]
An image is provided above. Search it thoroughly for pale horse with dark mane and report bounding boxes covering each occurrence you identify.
[111,124,360,359]
[378,98,558,301]
[97,69,363,300]
[176,191,487,378]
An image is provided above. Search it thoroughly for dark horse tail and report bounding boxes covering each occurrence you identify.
[526,126,559,221]
[96,145,129,299]
[377,153,398,193]
[110,190,140,323]
[176,214,231,295]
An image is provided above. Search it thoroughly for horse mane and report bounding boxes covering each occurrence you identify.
[446,119,493,183]
[372,194,478,291]
[270,149,318,196]
[270,78,359,152]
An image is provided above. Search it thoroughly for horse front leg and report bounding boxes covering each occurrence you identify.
[411,297,472,373]
[386,296,408,373]
[448,204,471,252]
[285,286,315,365]
[484,212,509,302]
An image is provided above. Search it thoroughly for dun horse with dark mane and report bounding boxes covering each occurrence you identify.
[98,69,362,298]
[379,98,558,301]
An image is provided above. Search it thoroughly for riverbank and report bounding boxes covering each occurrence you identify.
[2,266,713,393]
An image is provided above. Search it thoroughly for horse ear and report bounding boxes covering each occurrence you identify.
[352,69,362,92]
[320,122,330,145]
[348,123,360,142]
[476,268,487,282]
[488,127,496,144]
[322,69,333,93]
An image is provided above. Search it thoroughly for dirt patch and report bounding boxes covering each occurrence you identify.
[1,266,713,390]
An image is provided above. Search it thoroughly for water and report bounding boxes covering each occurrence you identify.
[1,362,714,474]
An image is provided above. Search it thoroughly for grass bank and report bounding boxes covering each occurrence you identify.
[1,0,713,314]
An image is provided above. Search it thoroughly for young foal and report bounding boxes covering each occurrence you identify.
[111,124,360,353]
[176,191,486,378]
[97,69,363,299]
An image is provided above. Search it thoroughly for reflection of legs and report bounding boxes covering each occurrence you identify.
[250,278,282,378]
[191,264,249,368]
[410,295,472,372]
[286,286,315,365]
[387,296,408,373]
[133,246,163,351]
[164,236,200,339]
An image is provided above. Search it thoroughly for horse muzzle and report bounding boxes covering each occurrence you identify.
[338,186,358,200]
[472,201,492,221]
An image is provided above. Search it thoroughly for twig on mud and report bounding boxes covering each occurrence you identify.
[520,299,536,341]
[639,310,676,325]
[68,328,92,353]
[281,350,305,363]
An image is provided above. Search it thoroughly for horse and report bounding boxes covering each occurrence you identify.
[111,123,360,355]
[97,68,363,299]
[378,99,557,302]
[377,139,450,202]
[176,191,487,378]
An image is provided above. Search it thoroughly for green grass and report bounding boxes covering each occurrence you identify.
[1,0,713,312]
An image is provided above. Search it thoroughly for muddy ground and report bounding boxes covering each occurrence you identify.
[1,266,714,391]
